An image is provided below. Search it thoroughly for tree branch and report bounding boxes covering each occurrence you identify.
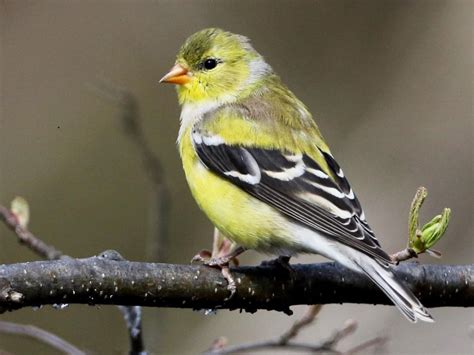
[0,321,85,355]
[0,255,471,314]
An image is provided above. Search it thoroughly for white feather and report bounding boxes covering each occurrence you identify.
[264,155,305,181]
[297,192,353,219]
[224,170,261,185]
[202,135,225,146]
[346,189,355,199]
[306,168,329,179]
[306,181,346,199]
[179,101,222,143]
[224,149,261,185]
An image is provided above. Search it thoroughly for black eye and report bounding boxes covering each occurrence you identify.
[203,58,218,70]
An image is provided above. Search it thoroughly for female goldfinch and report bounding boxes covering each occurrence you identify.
[160,28,433,323]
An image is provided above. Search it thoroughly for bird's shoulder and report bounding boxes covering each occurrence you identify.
[196,84,329,159]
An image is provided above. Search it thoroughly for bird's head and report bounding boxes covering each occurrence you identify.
[160,28,272,105]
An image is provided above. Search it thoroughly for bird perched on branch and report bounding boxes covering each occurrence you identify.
[160,28,433,323]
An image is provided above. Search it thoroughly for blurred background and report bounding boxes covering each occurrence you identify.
[0,0,472,354]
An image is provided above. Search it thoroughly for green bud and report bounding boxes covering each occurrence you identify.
[420,208,451,250]
[407,187,451,256]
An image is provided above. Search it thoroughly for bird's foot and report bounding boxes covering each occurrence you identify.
[191,246,246,300]
[261,255,294,274]
[191,246,245,268]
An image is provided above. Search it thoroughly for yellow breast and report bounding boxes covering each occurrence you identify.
[178,127,289,251]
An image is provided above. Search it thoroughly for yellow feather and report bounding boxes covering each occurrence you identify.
[179,125,291,251]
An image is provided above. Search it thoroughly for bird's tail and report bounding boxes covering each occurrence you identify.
[353,257,434,323]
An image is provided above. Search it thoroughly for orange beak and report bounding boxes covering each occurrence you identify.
[159,63,191,85]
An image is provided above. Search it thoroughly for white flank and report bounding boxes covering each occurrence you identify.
[287,224,347,265]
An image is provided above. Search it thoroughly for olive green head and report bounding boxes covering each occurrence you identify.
[160,28,272,104]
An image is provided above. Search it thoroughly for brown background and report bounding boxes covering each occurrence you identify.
[0,0,472,354]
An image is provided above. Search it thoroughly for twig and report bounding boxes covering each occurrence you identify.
[390,248,418,264]
[206,305,324,354]
[207,315,386,355]
[279,305,322,344]
[343,336,387,355]
[0,204,147,354]
[0,206,62,260]
[206,314,356,354]
[320,319,357,349]
[206,340,340,354]
[0,321,85,355]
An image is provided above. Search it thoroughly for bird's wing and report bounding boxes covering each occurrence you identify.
[192,130,392,264]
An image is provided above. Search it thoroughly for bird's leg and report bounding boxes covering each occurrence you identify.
[191,228,245,267]
[191,228,246,299]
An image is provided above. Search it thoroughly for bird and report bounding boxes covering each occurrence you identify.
[159,28,433,323]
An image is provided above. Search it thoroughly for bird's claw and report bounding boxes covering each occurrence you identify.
[190,249,212,264]
[221,266,237,300]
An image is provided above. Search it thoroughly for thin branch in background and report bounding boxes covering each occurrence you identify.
[92,82,170,353]
[0,321,85,355]
[91,81,169,262]
[0,205,62,260]
[206,308,383,354]
[118,306,145,355]
[343,336,388,355]
[278,304,322,344]
[0,202,147,355]
[320,319,357,350]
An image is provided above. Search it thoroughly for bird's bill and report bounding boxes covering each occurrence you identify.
[159,64,191,85]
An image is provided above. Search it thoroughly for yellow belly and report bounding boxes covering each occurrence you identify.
[179,131,290,251]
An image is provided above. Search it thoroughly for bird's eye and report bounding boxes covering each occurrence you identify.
[203,58,218,70]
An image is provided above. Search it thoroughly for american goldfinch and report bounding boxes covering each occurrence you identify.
[160,28,433,323]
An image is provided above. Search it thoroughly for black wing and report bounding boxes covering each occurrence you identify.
[193,132,392,264]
